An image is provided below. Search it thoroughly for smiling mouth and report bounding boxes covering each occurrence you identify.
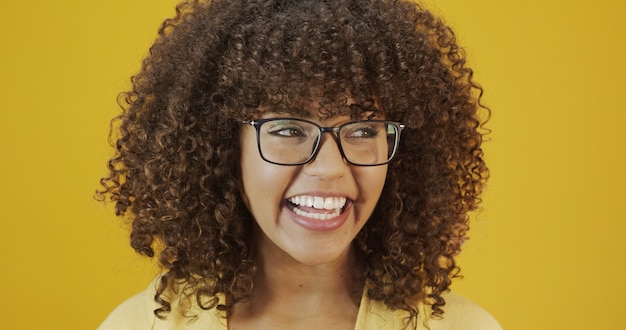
[287,195,348,220]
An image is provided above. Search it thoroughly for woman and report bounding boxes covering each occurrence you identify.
[98,0,500,328]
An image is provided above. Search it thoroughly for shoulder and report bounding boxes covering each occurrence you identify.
[428,292,502,330]
[357,289,501,330]
[98,279,159,330]
[98,277,227,330]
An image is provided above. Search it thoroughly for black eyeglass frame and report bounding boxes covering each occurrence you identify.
[242,118,405,166]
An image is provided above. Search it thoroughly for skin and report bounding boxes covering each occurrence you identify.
[233,108,388,329]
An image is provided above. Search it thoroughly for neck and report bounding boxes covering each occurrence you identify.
[256,241,359,300]
[230,229,363,328]
[257,227,362,300]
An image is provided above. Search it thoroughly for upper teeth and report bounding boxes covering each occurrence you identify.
[288,196,347,210]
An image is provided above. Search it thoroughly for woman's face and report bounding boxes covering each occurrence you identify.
[239,109,388,266]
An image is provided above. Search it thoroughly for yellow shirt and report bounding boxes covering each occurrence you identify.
[99,278,502,330]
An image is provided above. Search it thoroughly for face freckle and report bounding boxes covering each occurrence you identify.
[239,111,388,266]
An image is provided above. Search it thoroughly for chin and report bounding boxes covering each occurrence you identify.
[286,243,353,267]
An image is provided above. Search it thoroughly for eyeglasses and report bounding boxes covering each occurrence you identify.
[243,118,405,166]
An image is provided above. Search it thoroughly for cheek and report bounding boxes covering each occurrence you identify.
[239,131,292,213]
[356,166,388,204]
[241,161,282,201]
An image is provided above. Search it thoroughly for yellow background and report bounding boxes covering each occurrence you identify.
[1,0,624,329]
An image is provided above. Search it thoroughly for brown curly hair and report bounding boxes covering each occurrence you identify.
[98,0,489,327]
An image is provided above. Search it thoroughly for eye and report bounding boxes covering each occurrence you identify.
[264,120,309,137]
[271,127,306,137]
[343,123,381,139]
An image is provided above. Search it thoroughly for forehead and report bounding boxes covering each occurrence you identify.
[248,90,382,121]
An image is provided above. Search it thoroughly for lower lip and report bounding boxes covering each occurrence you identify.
[284,202,352,231]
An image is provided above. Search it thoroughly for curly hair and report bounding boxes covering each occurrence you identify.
[98,0,488,327]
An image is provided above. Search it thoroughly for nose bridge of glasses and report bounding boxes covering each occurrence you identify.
[319,126,341,143]
[311,127,345,162]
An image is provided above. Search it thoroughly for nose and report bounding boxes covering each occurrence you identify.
[303,133,349,179]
